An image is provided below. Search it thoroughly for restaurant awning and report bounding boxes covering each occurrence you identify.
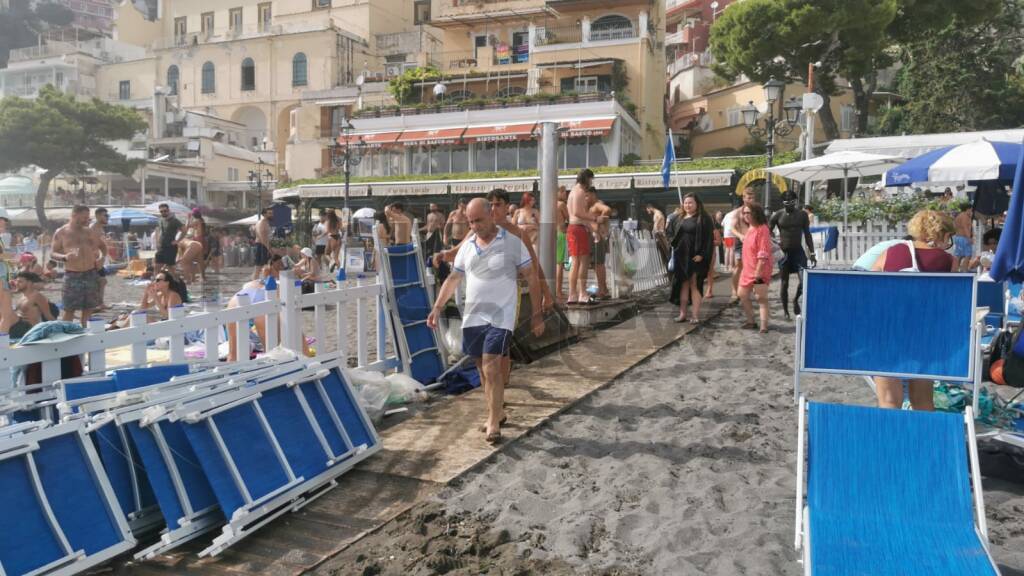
[395,127,466,147]
[341,131,402,148]
[461,123,537,143]
[560,117,616,138]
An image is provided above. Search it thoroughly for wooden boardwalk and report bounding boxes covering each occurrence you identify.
[110,281,732,576]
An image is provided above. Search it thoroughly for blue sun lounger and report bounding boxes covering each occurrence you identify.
[794,270,982,410]
[169,359,380,556]
[0,420,135,576]
[795,400,999,575]
[374,232,448,386]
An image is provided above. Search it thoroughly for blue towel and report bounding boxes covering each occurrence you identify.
[440,366,480,395]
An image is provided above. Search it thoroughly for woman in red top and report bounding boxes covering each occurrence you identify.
[737,202,773,333]
[871,209,956,411]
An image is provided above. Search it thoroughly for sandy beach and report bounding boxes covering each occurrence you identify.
[321,289,1024,576]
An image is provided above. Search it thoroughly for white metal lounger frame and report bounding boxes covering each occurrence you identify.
[793,396,1000,576]
[167,357,381,557]
[372,226,449,381]
[0,420,136,576]
[793,270,983,412]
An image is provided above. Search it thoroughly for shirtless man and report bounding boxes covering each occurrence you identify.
[647,203,669,263]
[445,198,469,248]
[953,202,974,272]
[588,188,613,299]
[728,188,757,302]
[91,207,109,307]
[422,203,445,259]
[555,186,570,300]
[51,205,107,326]
[567,169,598,304]
[254,206,273,279]
[387,202,413,245]
[12,271,54,327]
[769,192,816,320]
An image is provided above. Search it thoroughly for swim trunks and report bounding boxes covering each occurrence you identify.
[63,269,101,311]
[155,245,177,266]
[953,235,974,258]
[591,236,609,267]
[254,243,271,266]
[567,224,591,258]
[556,231,567,265]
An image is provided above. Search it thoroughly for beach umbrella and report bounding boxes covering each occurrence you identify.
[352,207,376,219]
[766,151,903,230]
[989,142,1024,283]
[143,200,191,217]
[885,139,1023,187]
[229,214,260,226]
[107,207,158,225]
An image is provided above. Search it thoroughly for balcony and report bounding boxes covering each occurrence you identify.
[431,0,552,26]
[435,46,530,72]
[666,29,685,46]
[353,91,629,122]
[534,17,650,51]
[668,51,713,76]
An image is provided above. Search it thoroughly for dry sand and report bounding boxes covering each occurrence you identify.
[324,292,1024,576]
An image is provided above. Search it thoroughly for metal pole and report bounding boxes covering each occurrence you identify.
[842,167,849,232]
[538,122,558,294]
[765,104,775,210]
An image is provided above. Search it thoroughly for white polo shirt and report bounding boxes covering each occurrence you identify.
[453,228,532,331]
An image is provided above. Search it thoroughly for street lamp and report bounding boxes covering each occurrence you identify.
[248,157,274,214]
[328,116,367,227]
[741,77,803,209]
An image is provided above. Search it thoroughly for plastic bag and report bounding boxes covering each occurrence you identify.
[385,372,425,405]
[348,368,390,420]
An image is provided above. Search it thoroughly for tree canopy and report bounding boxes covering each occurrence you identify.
[0,86,147,227]
[876,0,1024,134]
[708,0,1000,140]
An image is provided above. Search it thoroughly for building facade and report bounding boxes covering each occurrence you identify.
[285,0,667,181]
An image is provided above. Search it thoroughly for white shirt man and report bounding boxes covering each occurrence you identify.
[454,227,532,333]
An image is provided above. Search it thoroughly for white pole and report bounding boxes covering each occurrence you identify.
[538,121,558,294]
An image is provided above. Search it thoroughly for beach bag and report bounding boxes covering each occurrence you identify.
[667,252,675,273]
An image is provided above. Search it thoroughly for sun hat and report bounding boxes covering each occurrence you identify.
[300,247,314,258]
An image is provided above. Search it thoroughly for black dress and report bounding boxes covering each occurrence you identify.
[668,213,714,305]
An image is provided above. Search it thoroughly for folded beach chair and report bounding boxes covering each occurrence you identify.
[374,231,448,385]
[795,399,999,575]
[168,359,380,556]
[0,419,136,576]
[977,279,1005,353]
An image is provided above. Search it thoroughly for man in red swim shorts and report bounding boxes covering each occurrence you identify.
[566,168,597,304]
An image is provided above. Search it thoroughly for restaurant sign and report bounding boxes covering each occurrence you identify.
[633,172,733,189]
[302,184,369,198]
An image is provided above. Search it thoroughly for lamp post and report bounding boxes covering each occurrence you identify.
[328,116,367,227]
[741,77,803,209]
[248,158,273,214]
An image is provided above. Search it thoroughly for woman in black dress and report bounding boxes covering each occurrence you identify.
[667,193,714,323]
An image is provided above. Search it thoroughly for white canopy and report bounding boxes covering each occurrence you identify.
[825,129,1024,159]
[765,151,904,182]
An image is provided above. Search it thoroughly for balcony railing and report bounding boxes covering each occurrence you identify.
[668,51,713,76]
[665,29,684,46]
[436,48,529,71]
[536,25,583,46]
[589,22,639,42]
[153,21,335,50]
[8,41,81,62]
[353,90,621,120]
[536,19,644,47]
[375,29,441,57]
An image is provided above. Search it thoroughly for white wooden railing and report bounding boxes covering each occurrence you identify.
[608,228,670,298]
[0,271,398,392]
[816,221,984,267]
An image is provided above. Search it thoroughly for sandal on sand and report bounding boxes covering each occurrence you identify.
[742,322,757,330]
[689,318,700,325]
[485,431,502,444]
[759,327,769,334]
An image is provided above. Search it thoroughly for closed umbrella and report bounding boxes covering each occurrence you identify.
[885,139,1023,187]
[766,151,904,231]
[989,142,1024,283]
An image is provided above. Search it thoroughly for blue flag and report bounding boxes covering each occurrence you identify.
[662,130,676,190]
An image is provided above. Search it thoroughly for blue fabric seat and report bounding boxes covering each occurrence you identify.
[383,242,446,384]
[805,402,997,576]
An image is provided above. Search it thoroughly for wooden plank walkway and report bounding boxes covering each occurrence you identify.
[109,279,734,576]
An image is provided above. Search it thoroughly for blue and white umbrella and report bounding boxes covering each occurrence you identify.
[107,208,158,225]
[885,139,1023,186]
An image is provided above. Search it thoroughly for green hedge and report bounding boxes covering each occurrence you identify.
[288,152,799,187]
[809,193,967,224]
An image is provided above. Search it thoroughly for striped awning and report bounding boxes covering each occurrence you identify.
[462,123,537,143]
[560,117,615,138]
[340,131,402,148]
[396,127,466,146]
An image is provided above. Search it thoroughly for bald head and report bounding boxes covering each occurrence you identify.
[466,198,496,240]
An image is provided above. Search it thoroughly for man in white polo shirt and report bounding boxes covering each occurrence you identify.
[427,198,545,444]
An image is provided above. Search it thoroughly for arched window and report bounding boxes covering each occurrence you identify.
[241,57,255,91]
[496,86,526,98]
[448,90,474,102]
[292,53,308,87]
[167,65,179,95]
[201,61,215,94]
[590,14,634,41]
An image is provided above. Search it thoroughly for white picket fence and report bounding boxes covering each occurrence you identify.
[815,221,984,267]
[608,228,670,298]
[0,271,398,392]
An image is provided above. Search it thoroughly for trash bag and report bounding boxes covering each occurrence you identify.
[348,368,390,420]
[385,372,425,405]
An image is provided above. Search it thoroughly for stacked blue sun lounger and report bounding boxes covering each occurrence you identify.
[0,419,136,576]
[794,270,999,575]
[375,236,447,385]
